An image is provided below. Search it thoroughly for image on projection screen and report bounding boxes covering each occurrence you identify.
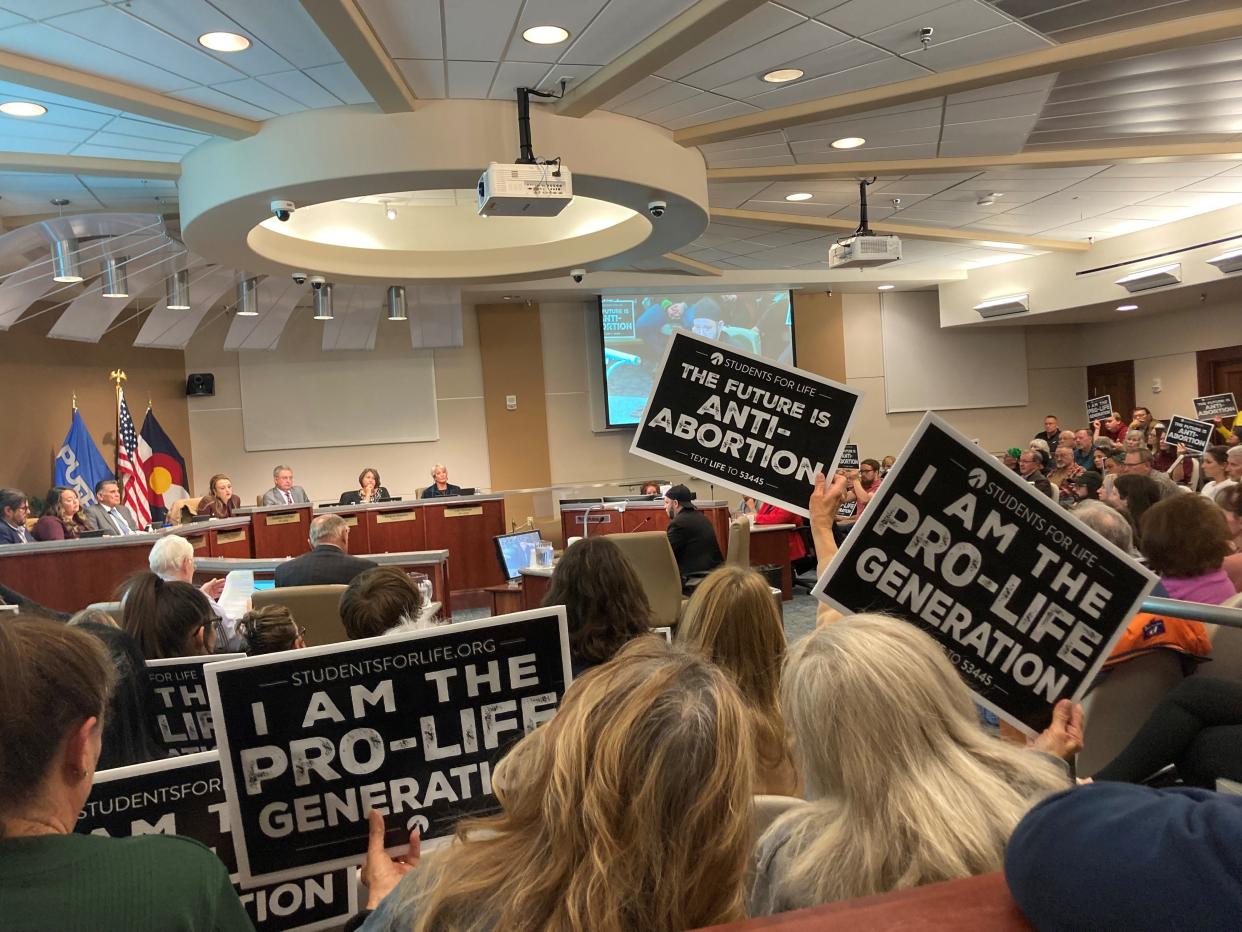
[599,290,794,428]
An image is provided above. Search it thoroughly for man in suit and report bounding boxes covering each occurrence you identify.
[0,488,32,544]
[261,465,310,506]
[663,484,722,591]
[83,479,140,535]
[274,514,378,587]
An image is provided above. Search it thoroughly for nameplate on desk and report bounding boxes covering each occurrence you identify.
[216,530,247,545]
[376,511,417,523]
[342,515,358,527]
[191,537,208,550]
[264,512,301,526]
[444,505,483,517]
[575,514,612,525]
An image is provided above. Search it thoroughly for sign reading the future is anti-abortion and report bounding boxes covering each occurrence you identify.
[206,608,571,886]
[630,331,861,517]
[813,413,1156,735]
[78,752,358,930]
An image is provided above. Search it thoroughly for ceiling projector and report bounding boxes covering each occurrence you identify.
[477,162,573,217]
[828,235,902,269]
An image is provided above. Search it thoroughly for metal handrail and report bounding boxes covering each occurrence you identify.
[1142,596,1242,630]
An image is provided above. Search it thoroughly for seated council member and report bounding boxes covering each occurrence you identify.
[32,486,89,541]
[0,488,33,544]
[421,463,461,498]
[260,464,310,506]
[663,484,723,590]
[0,617,251,931]
[83,479,140,535]
[196,473,241,519]
[274,514,378,587]
[340,468,390,505]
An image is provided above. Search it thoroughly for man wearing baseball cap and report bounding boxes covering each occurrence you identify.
[663,484,723,592]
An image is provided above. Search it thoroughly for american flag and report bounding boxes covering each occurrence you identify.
[117,389,151,527]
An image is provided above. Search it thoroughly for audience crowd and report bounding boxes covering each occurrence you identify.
[1,405,1241,930]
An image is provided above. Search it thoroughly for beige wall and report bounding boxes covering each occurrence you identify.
[182,306,490,503]
[841,291,1086,457]
[1,311,192,499]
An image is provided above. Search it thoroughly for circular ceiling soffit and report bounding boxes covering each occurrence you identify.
[179,101,711,284]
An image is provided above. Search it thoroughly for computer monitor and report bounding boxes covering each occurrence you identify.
[456,487,476,496]
[493,530,542,581]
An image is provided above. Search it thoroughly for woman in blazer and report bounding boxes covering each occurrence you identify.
[339,468,390,505]
[196,474,242,519]
[32,486,90,540]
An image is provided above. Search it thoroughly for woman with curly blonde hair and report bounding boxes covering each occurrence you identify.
[360,637,755,932]
[678,564,797,795]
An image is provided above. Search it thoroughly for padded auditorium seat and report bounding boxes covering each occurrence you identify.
[1077,650,1186,777]
[726,516,751,568]
[252,584,349,646]
[605,531,684,628]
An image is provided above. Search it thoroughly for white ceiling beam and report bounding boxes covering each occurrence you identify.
[710,207,1091,252]
[707,142,1242,181]
[0,151,181,180]
[676,9,1242,146]
[556,0,770,118]
[298,0,418,112]
[662,252,723,276]
[0,49,261,139]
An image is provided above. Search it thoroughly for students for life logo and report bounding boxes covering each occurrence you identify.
[968,468,988,489]
[710,351,725,365]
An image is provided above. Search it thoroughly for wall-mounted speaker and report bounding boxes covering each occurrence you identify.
[186,372,215,397]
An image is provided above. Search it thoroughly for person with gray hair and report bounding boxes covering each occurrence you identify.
[422,463,462,499]
[146,534,237,649]
[273,513,377,587]
[1071,500,1136,555]
[260,465,310,507]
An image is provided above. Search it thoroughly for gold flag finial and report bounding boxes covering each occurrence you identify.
[72,392,77,410]
[109,369,127,387]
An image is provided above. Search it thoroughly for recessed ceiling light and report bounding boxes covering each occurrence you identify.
[523,25,569,45]
[198,31,250,52]
[0,101,47,117]
[762,68,804,83]
[877,284,895,290]
[785,192,813,201]
[831,136,866,149]
[1116,304,1139,312]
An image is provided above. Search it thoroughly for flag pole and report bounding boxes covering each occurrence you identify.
[110,369,127,492]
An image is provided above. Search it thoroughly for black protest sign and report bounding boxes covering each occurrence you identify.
[1194,392,1237,420]
[835,499,858,519]
[78,752,358,931]
[207,607,571,886]
[839,444,860,471]
[1165,415,1215,455]
[813,413,1156,735]
[147,654,245,755]
[1086,395,1112,423]
[630,331,860,518]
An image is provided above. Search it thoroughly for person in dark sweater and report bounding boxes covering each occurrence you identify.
[663,484,723,590]
[0,616,250,932]
[274,514,378,587]
[1005,781,1242,931]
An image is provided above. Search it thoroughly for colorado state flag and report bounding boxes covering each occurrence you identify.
[140,407,189,522]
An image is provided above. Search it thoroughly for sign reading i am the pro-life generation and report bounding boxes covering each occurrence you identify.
[78,752,359,931]
[146,654,245,756]
[206,608,571,886]
[631,331,861,517]
[1164,415,1216,455]
[1085,395,1113,424]
[813,413,1156,735]
[1194,392,1237,420]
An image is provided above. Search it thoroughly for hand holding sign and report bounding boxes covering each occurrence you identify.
[361,809,420,910]
[1029,698,1085,760]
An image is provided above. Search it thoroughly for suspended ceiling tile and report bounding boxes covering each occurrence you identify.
[445,61,497,99]
[0,118,93,143]
[101,116,209,146]
[503,0,611,64]
[707,152,798,167]
[79,132,193,156]
[0,23,197,91]
[68,143,187,161]
[489,61,559,99]
[909,23,1051,71]
[116,0,294,78]
[1,101,112,131]
[643,90,753,126]
[602,75,668,110]
[944,89,1050,124]
[792,141,941,162]
[358,0,443,59]
[680,20,849,92]
[947,75,1056,104]
[301,63,372,106]
[993,0,1240,43]
[444,0,522,61]
[612,80,701,117]
[394,59,447,98]
[209,77,306,116]
[699,130,789,153]
[818,0,966,36]
[864,0,1014,56]
[663,97,762,129]
[746,56,930,108]
[782,100,943,141]
[75,175,178,191]
[205,0,342,70]
[1178,176,1242,194]
[657,3,808,81]
[561,0,698,67]
[0,0,102,18]
[257,70,346,110]
[170,85,276,120]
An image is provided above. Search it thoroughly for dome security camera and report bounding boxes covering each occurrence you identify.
[271,199,296,222]
[291,271,308,285]
[647,199,667,218]
[309,275,327,289]
[570,268,586,284]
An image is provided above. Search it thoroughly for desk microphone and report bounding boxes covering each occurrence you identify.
[631,515,653,531]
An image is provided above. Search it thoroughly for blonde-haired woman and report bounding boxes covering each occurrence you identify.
[678,564,798,795]
[750,614,1079,915]
[360,637,755,932]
